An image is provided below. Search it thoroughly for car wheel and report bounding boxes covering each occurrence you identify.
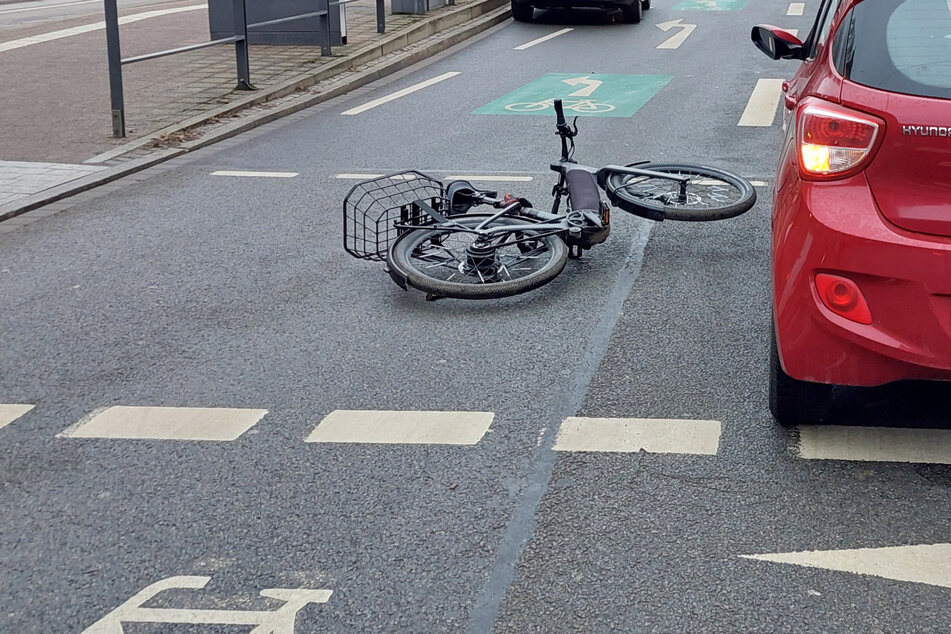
[641,0,650,9]
[511,1,534,21]
[621,0,641,23]
[769,324,833,427]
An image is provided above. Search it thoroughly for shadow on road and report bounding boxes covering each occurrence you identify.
[828,380,951,429]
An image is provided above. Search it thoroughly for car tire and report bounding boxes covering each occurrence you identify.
[511,1,534,21]
[769,324,834,427]
[621,0,642,22]
[641,0,650,9]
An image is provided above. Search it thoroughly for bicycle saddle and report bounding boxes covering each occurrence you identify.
[445,180,498,214]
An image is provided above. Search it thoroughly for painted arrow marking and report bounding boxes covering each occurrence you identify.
[741,543,951,589]
[561,76,603,97]
[656,19,697,49]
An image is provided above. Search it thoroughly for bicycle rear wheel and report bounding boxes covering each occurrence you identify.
[387,215,568,299]
[605,163,756,221]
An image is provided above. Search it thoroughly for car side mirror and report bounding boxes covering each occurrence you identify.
[751,25,806,60]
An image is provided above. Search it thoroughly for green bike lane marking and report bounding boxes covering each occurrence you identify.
[474,73,673,118]
[671,0,750,11]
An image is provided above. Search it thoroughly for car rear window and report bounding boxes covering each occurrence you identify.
[843,0,951,99]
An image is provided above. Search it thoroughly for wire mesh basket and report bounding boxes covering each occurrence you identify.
[343,171,446,261]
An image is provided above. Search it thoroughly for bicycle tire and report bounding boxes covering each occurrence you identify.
[387,215,568,299]
[605,163,756,221]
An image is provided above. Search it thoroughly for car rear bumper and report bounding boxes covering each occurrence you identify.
[773,173,951,386]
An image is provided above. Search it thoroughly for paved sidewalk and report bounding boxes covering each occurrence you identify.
[0,0,508,220]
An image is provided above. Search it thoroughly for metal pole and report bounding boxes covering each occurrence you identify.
[232,0,255,90]
[103,0,125,138]
[376,0,385,33]
[321,0,332,56]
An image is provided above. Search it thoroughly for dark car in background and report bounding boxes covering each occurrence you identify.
[511,0,649,24]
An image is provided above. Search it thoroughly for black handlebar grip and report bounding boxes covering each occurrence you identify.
[554,99,566,128]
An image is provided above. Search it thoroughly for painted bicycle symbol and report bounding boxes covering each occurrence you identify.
[505,98,616,113]
[82,575,333,633]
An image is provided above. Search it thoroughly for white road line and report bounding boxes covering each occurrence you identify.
[787,2,805,16]
[0,0,99,15]
[786,28,799,38]
[795,425,951,464]
[738,78,785,127]
[58,406,267,441]
[0,404,34,430]
[513,27,573,50]
[335,173,416,180]
[305,409,494,445]
[749,180,769,187]
[0,4,206,53]
[211,170,298,178]
[553,417,721,455]
[444,175,533,182]
[341,72,461,116]
[742,544,951,589]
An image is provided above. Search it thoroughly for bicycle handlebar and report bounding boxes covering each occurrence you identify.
[554,99,567,129]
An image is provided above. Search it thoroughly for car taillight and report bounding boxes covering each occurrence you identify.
[797,102,883,178]
[815,273,872,324]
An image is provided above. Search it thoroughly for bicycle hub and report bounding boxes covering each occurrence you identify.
[462,241,500,279]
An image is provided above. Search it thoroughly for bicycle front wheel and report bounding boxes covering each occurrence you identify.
[387,215,568,299]
[605,164,756,221]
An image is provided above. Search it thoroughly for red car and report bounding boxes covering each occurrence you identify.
[752,0,951,426]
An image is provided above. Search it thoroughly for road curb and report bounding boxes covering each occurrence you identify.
[0,1,510,224]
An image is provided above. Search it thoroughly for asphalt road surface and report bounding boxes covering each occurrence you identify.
[1,0,949,632]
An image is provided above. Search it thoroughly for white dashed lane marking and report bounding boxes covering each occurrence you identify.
[0,404,35,430]
[58,406,268,441]
[341,72,461,116]
[513,28,574,50]
[787,2,805,15]
[211,171,298,178]
[554,417,721,455]
[738,78,785,127]
[795,425,951,464]
[444,175,533,182]
[306,410,494,445]
[335,173,415,180]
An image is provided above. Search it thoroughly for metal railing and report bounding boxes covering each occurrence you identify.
[104,0,387,138]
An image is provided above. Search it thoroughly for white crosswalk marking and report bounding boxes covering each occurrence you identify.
[0,404,35,430]
[306,410,494,445]
[58,406,268,441]
[795,425,951,464]
[554,417,721,454]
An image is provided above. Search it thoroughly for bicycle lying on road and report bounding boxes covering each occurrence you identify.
[343,99,756,300]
